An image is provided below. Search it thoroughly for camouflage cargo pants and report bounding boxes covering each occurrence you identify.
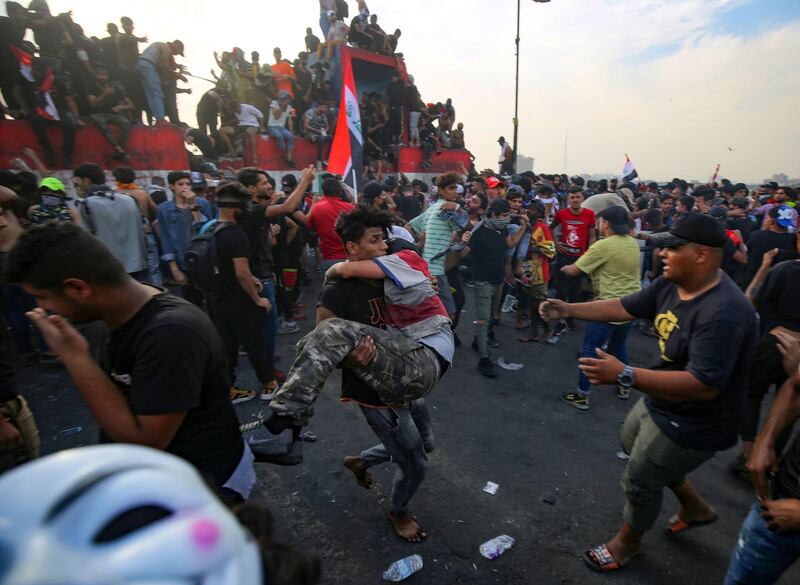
[269,318,442,423]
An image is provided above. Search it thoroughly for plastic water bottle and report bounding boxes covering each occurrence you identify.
[479,535,515,559]
[382,554,423,581]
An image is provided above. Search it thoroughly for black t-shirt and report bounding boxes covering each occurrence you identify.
[215,223,253,304]
[395,196,422,222]
[621,274,757,451]
[754,259,800,332]
[101,293,243,486]
[318,277,388,407]
[305,33,320,53]
[721,237,740,279]
[744,230,797,284]
[778,434,800,500]
[241,204,274,279]
[469,225,509,285]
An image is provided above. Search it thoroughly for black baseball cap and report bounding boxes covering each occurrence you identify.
[199,162,222,178]
[281,174,298,192]
[649,213,727,248]
[597,205,630,234]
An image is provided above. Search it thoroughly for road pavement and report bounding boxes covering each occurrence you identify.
[16,272,799,585]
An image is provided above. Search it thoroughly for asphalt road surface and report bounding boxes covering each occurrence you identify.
[17,272,800,585]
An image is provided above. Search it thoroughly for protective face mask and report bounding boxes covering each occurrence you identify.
[41,195,63,207]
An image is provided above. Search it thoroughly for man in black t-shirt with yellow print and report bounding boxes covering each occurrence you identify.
[541,214,757,573]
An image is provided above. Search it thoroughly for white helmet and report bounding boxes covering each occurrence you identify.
[0,445,262,585]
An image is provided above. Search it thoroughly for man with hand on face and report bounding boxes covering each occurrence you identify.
[540,213,756,574]
[156,171,212,306]
[4,222,254,503]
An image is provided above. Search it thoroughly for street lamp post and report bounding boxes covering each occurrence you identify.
[513,0,550,174]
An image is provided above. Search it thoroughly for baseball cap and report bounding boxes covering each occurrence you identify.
[486,176,502,189]
[775,205,795,228]
[281,174,298,192]
[190,171,207,189]
[172,40,184,56]
[760,181,779,191]
[708,206,728,221]
[199,162,222,178]
[38,177,65,193]
[649,213,727,248]
[506,185,523,197]
[597,205,630,234]
[362,181,383,200]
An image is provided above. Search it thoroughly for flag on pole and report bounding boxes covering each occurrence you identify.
[327,57,363,196]
[622,154,639,184]
[711,163,720,183]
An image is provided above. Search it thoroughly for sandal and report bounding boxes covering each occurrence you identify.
[584,544,620,572]
[665,513,718,534]
[583,544,637,573]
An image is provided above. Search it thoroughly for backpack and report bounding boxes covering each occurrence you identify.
[183,222,234,299]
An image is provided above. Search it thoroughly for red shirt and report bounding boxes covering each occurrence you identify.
[271,61,296,98]
[307,196,354,260]
[552,207,596,257]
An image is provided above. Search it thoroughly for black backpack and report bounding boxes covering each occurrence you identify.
[184,222,234,299]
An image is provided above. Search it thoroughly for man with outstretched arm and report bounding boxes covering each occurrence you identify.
[540,213,757,573]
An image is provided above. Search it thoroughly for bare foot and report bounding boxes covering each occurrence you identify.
[387,512,426,543]
[343,456,374,489]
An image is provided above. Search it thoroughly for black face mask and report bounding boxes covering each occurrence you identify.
[218,200,252,224]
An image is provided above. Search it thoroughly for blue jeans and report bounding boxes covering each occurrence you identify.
[724,501,800,584]
[319,11,330,39]
[145,233,162,287]
[136,59,165,120]
[577,321,632,394]
[267,126,295,154]
[359,400,434,515]
[261,278,279,371]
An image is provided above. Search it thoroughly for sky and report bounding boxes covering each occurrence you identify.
[9,0,800,182]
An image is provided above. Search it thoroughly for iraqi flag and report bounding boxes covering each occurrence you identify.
[622,154,639,185]
[10,44,34,82]
[327,57,363,195]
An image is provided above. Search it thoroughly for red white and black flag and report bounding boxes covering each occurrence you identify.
[327,57,363,195]
[10,44,59,121]
[622,153,639,184]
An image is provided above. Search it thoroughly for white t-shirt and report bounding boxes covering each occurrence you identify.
[236,104,263,128]
[327,21,348,43]
[268,101,291,127]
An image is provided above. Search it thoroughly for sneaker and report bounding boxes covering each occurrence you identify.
[261,380,279,401]
[273,369,286,383]
[478,357,497,378]
[230,386,256,404]
[278,321,300,335]
[553,321,570,336]
[616,386,631,400]
[501,294,517,313]
[248,426,303,465]
[561,391,589,411]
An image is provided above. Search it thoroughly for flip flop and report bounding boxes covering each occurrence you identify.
[583,544,638,573]
[665,513,718,534]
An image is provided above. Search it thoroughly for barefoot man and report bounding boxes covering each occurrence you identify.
[249,206,451,542]
[541,214,757,573]
[319,208,435,542]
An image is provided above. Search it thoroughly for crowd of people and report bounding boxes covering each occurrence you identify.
[0,0,466,172]
[2,139,800,582]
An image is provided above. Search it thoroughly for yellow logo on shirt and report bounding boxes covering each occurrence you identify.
[654,311,679,362]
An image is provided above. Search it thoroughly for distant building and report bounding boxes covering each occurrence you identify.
[517,154,534,173]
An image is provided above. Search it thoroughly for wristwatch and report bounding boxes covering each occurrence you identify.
[617,365,636,388]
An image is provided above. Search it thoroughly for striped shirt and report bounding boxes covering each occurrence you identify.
[408,199,462,275]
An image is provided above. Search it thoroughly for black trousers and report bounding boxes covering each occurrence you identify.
[210,297,273,386]
[556,253,584,304]
[739,334,792,444]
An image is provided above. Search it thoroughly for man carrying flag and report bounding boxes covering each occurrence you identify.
[327,57,364,196]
